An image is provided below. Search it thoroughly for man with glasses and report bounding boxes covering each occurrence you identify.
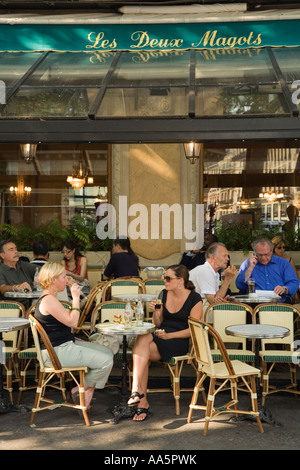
[189,242,237,320]
[236,238,299,303]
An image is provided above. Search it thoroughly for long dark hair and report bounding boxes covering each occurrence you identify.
[167,264,195,291]
[61,240,84,268]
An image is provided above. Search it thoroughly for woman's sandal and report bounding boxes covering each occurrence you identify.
[128,391,145,407]
[134,408,152,421]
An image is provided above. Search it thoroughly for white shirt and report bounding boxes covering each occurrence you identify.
[189,261,219,322]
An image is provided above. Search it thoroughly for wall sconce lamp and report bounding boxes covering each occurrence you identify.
[20,144,37,164]
[183,142,201,164]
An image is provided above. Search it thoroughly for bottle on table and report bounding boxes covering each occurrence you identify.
[124,301,133,329]
[136,300,144,327]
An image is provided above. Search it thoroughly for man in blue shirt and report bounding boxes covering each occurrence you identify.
[236,238,299,303]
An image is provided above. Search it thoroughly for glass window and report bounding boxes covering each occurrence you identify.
[1,87,99,118]
[108,50,190,87]
[24,52,116,87]
[0,52,43,86]
[96,87,188,118]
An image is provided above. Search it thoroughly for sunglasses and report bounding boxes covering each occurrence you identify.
[164,276,179,282]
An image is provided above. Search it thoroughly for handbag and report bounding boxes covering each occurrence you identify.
[89,332,122,354]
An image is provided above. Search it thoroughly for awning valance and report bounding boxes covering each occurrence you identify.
[0,20,300,52]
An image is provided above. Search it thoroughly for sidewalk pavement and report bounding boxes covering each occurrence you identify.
[0,364,299,453]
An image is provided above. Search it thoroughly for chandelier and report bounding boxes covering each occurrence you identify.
[259,190,284,203]
[237,199,254,210]
[9,176,31,204]
[67,161,94,190]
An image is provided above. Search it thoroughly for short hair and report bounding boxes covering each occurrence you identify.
[38,262,64,290]
[0,239,13,254]
[205,242,226,260]
[252,238,273,251]
[32,241,49,256]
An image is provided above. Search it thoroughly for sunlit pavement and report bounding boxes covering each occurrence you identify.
[0,365,299,452]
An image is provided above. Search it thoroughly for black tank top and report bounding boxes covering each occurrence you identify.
[34,295,74,349]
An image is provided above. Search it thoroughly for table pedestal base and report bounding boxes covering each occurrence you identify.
[0,397,30,414]
[107,403,136,424]
[230,406,282,427]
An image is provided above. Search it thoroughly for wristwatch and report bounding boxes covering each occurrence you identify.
[283,286,289,294]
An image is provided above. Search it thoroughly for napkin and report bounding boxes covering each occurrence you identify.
[255,290,281,299]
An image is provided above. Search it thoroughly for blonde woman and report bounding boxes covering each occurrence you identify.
[35,262,113,410]
[272,235,300,303]
[272,236,298,275]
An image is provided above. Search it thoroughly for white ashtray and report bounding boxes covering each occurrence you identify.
[249,293,259,299]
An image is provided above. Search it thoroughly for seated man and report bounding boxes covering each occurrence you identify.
[189,242,237,321]
[31,240,50,269]
[180,233,218,271]
[0,239,36,308]
[236,238,300,303]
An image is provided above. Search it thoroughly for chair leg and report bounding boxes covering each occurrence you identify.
[261,362,269,406]
[4,359,13,404]
[204,378,215,436]
[289,364,298,397]
[30,371,45,426]
[78,371,90,426]
[250,375,264,433]
[172,362,180,416]
[187,371,203,423]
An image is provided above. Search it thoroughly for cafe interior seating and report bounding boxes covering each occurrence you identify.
[254,303,300,405]
[17,301,72,405]
[0,300,26,404]
[28,313,90,427]
[187,318,264,435]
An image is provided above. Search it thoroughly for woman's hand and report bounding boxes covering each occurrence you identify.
[70,282,81,300]
[155,329,168,339]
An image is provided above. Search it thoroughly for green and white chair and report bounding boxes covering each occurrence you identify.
[253,303,300,405]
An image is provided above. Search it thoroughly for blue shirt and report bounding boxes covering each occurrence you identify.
[236,255,299,302]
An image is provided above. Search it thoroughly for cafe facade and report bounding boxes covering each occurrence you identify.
[0,2,300,266]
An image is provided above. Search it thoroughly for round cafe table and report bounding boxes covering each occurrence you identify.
[4,291,42,300]
[113,293,156,303]
[0,317,30,414]
[225,323,290,426]
[95,321,155,424]
[228,294,281,304]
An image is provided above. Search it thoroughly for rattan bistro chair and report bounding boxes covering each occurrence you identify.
[187,318,264,435]
[253,303,300,405]
[73,282,106,337]
[204,302,256,363]
[17,301,72,405]
[0,301,25,403]
[28,314,90,426]
[101,277,145,301]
